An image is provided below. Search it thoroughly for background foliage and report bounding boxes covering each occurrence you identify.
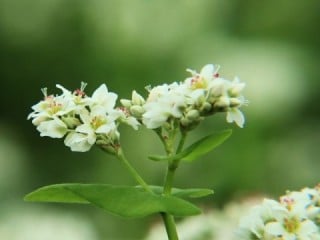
[0,0,319,239]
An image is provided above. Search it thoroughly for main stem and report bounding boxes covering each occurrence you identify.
[116,147,151,193]
[161,130,188,240]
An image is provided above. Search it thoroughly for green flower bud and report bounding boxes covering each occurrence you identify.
[130,105,145,117]
[132,90,145,105]
[120,99,132,108]
[186,109,200,121]
[214,96,230,108]
[62,116,81,129]
[230,98,241,107]
[180,117,191,127]
[200,102,212,113]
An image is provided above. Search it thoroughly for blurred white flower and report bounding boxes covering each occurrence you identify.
[0,205,99,240]
[236,184,320,240]
[226,108,245,128]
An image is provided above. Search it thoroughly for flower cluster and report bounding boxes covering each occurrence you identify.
[28,64,247,152]
[28,83,139,152]
[236,184,320,240]
[122,64,247,130]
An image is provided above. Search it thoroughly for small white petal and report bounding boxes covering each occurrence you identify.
[64,132,92,152]
[200,64,214,81]
[226,108,245,128]
[37,118,68,138]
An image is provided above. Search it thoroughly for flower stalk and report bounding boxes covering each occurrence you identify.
[116,147,152,193]
[160,130,188,240]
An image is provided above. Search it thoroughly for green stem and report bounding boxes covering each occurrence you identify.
[163,131,188,195]
[161,213,179,240]
[161,130,188,240]
[116,148,152,193]
[176,131,187,154]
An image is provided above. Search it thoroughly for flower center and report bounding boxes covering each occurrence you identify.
[284,217,300,233]
[191,76,207,89]
[91,116,106,130]
[46,97,62,115]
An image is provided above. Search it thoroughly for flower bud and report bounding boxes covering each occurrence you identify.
[214,96,230,108]
[186,109,200,121]
[132,91,145,105]
[130,105,145,117]
[120,99,132,108]
[62,116,81,129]
[180,117,191,127]
[202,102,212,111]
[229,98,242,107]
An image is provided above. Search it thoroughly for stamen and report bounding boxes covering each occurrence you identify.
[41,88,48,98]
[80,82,87,91]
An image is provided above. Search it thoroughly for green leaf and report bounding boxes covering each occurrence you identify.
[24,184,201,218]
[144,186,214,198]
[148,129,232,162]
[181,129,232,162]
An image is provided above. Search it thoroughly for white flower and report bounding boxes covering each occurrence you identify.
[63,108,120,152]
[186,64,219,90]
[29,83,125,152]
[28,91,74,125]
[185,64,247,128]
[37,117,68,138]
[229,76,246,97]
[236,185,320,240]
[226,108,245,128]
[265,217,318,240]
[88,84,117,113]
[64,132,93,152]
[142,82,187,129]
[56,82,89,112]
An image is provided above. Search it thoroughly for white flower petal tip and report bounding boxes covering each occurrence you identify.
[226,108,245,128]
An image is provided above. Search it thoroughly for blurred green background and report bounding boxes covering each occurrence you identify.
[0,0,319,239]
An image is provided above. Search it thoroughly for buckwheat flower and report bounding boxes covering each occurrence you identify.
[226,107,245,128]
[185,64,247,128]
[186,64,219,90]
[142,82,187,129]
[301,187,320,222]
[229,76,246,97]
[87,84,117,113]
[56,82,89,112]
[37,117,68,138]
[28,88,74,126]
[236,185,320,240]
[64,108,120,152]
[237,199,288,240]
[64,132,93,152]
[265,215,318,240]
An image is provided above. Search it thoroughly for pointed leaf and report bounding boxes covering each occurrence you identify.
[148,129,232,162]
[24,184,201,218]
[181,129,232,162]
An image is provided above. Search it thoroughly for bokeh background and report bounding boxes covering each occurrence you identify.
[0,0,319,239]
